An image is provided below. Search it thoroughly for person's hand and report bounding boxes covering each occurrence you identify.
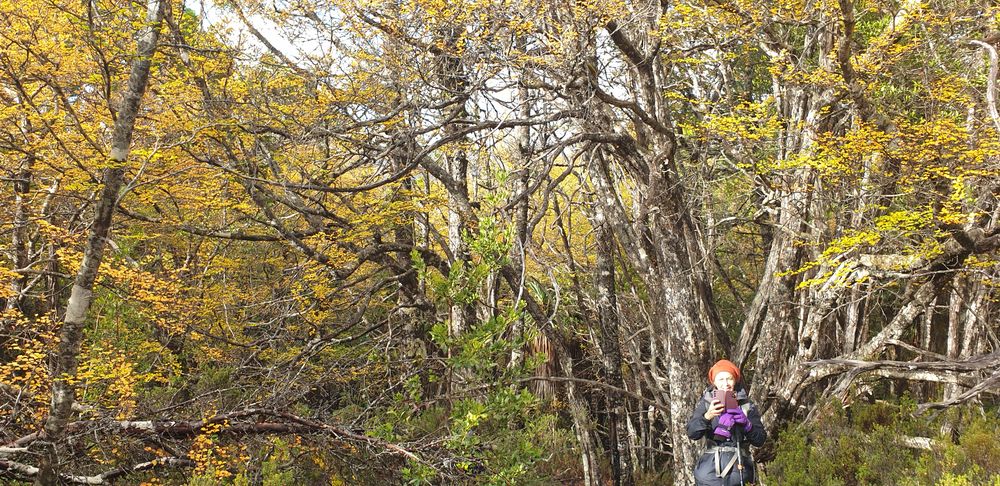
[718,412,736,429]
[731,406,752,432]
[731,407,747,424]
[704,399,724,421]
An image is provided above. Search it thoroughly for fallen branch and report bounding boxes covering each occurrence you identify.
[5,408,424,479]
[1,456,194,484]
[897,435,936,451]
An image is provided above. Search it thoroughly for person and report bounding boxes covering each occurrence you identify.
[686,359,766,486]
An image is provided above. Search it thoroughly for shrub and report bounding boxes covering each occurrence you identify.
[765,401,1000,486]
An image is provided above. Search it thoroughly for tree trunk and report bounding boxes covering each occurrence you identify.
[509,50,533,370]
[391,134,434,388]
[558,348,601,486]
[2,155,33,364]
[436,26,474,393]
[35,1,165,482]
[5,157,32,315]
[592,207,633,486]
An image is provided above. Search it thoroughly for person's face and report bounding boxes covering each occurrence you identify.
[713,371,735,391]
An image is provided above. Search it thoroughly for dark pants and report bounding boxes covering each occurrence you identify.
[693,450,755,486]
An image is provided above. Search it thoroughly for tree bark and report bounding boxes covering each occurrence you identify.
[436,26,475,393]
[391,133,435,392]
[592,206,633,486]
[35,1,165,483]
[2,155,33,364]
[508,45,533,370]
[558,349,601,486]
[5,157,32,315]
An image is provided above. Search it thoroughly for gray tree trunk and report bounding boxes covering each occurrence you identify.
[2,156,33,366]
[35,1,165,483]
[593,205,634,486]
[5,156,32,315]
[508,42,532,370]
[391,135,433,378]
[436,26,474,393]
[558,349,601,486]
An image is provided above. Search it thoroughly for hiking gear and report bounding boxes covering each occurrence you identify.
[693,446,755,485]
[735,425,746,485]
[708,446,740,479]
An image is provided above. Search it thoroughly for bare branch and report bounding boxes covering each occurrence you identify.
[970,40,1000,135]
[917,368,1000,413]
[1,456,194,484]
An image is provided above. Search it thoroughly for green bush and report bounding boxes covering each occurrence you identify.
[766,401,1000,486]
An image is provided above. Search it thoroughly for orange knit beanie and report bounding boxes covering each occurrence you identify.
[708,359,741,384]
